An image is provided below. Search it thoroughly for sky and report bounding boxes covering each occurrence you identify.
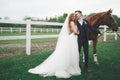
[0,0,120,20]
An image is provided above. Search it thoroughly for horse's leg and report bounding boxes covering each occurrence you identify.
[93,39,99,65]
[83,52,85,63]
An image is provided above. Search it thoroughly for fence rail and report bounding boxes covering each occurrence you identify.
[0,20,63,55]
[0,35,58,40]
[0,19,120,55]
[0,27,60,33]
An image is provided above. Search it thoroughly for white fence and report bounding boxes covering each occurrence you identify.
[0,20,63,55]
[0,19,119,55]
[0,27,60,33]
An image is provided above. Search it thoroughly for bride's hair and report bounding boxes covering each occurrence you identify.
[68,13,76,29]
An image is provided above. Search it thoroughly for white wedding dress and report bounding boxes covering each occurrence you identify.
[28,15,81,78]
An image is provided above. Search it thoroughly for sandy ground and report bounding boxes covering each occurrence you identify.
[0,41,56,59]
[0,36,119,59]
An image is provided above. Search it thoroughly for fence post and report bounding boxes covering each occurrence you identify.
[115,32,117,40]
[103,26,107,41]
[26,20,31,55]
[47,28,49,32]
[34,28,36,32]
[10,27,13,32]
[40,28,42,32]
[57,29,59,32]
[89,41,91,45]
[20,28,22,32]
[52,28,54,32]
[1,27,2,32]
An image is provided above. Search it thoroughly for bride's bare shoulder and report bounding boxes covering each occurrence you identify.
[70,21,75,25]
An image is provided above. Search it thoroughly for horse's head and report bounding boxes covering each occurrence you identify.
[101,9,118,31]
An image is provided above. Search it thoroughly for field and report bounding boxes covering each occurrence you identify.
[0,39,120,80]
[0,31,119,58]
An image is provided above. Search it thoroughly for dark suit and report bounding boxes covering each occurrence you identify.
[77,20,89,69]
[77,19,100,69]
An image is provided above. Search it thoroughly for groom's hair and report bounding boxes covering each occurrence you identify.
[75,10,82,14]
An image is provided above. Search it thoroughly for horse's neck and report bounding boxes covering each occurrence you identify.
[87,17,101,29]
[87,14,104,29]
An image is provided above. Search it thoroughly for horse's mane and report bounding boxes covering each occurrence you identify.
[86,12,106,21]
[86,12,106,27]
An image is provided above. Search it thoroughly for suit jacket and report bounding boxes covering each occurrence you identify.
[77,19,101,40]
[77,20,88,41]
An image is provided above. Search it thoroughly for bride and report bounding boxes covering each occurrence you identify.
[28,13,81,78]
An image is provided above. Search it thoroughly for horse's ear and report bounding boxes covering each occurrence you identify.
[107,9,113,14]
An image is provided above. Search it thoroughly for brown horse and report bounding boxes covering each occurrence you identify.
[86,9,119,64]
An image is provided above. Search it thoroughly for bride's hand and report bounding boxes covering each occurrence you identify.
[76,31,80,35]
[77,30,80,35]
[74,31,79,35]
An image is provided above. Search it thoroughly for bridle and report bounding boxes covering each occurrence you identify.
[97,28,110,38]
[97,13,118,38]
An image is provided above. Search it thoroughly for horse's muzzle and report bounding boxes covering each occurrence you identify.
[112,26,118,32]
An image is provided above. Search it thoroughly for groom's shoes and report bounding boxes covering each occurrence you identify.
[84,67,91,72]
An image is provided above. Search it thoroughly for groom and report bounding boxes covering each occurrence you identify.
[75,10,100,72]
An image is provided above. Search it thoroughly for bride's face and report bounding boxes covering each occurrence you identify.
[71,14,76,21]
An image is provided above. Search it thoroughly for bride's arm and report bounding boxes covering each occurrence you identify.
[70,22,79,35]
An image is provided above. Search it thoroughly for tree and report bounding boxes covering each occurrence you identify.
[112,15,120,26]
[48,13,67,22]
[4,16,10,20]
[49,17,57,22]
[88,13,96,16]
[57,13,68,23]
[23,16,32,21]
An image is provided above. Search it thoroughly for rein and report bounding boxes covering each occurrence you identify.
[116,32,120,38]
[97,28,120,39]
[97,28,110,38]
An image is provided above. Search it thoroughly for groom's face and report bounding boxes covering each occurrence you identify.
[75,12,82,20]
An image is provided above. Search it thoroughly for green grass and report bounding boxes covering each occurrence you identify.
[0,40,120,80]
[0,38,57,44]
[0,32,59,36]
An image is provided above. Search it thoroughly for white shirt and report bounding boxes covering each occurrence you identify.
[78,18,83,25]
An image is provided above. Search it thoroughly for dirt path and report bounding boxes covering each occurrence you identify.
[0,41,56,59]
[0,36,119,59]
